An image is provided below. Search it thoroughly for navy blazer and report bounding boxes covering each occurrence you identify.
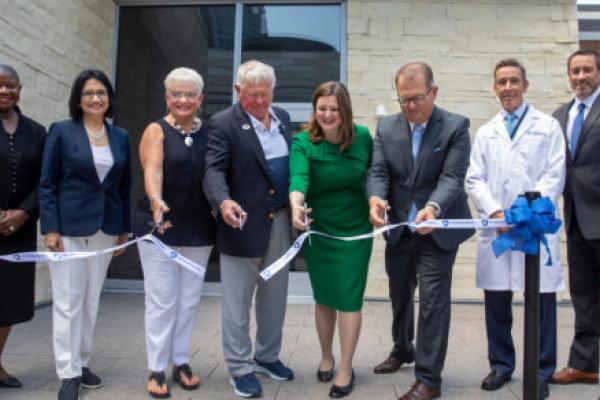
[554,96,600,239]
[203,103,291,258]
[39,119,131,236]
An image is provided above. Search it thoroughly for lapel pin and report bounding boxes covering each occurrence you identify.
[242,124,250,130]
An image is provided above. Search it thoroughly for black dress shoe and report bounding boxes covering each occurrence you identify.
[0,375,22,388]
[81,367,102,389]
[373,353,415,374]
[317,357,335,382]
[538,379,549,400]
[481,370,511,391]
[329,369,355,398]
[57,377,81,400]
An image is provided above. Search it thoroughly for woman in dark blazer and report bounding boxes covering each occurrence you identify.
[0,64,46,389]
[39,69,131,400]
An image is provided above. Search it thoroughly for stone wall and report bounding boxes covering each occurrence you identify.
[347,0,578,300]
[347,0,578,132]
[0,0,116,303]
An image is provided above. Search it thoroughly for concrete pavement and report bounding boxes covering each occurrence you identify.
[3,293,599,399]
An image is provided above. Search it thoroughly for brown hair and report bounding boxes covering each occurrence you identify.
[306,81,355,151]
[494,58,527,82]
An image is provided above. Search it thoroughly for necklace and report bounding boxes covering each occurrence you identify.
[171,116,201,147]
[84,123,106,140]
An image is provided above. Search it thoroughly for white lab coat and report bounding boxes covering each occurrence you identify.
[466,105,566,292]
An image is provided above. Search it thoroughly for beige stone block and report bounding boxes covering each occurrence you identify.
[3,26,43,60]
[527,75,554,94]
[439,55,493,75]
[545,54,570,75]
[347,1,362,17]
[386,18,404,39]
[369,17,388,38]
[35,71,65,101]
[411,3,446,20]
[348,36,375,50]
[469,39,522,53]
[497,4,552,21]
[402,36,451,52]
[359,1,413,19]
[405,19,456,36]
[454,99,494,120]
[437,73,483,92]
[348,17,369,35]
[457,19,569,39]
[446,4,498,20]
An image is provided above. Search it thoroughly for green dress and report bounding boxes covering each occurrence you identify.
[289,125,373,311]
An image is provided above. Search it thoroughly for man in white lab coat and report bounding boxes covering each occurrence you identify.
[466,59,565,400]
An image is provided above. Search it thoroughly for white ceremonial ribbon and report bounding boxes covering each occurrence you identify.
[0,234,206,280]
[259,218,508,281]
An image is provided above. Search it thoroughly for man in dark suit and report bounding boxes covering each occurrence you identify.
[203,60,294,398]
[367,62,474,400]
[551,49,600,385]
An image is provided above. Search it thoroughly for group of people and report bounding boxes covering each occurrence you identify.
[0,48,598,400]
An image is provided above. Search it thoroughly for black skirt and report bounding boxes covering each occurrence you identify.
[0,219,36,327]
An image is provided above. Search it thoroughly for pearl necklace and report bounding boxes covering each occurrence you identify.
[84,123,106,140]
[171,116,201,147]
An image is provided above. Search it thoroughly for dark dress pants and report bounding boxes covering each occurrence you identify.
[385,229,457,389]
[566,217,600,373]
[484,290,557,382]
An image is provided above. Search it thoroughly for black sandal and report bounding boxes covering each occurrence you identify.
[148,371,170,399]
[172,364,200,390]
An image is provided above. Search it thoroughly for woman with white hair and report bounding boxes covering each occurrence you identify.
[134,67,215,399]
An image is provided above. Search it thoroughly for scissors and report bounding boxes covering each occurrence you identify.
[383,200,389,238]
[237,206,246,230]
[304,202,311,245]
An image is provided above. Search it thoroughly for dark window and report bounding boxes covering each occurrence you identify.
[111,5,236,280]
[242,4,341,101]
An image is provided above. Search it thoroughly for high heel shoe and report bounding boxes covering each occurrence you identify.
[317,357,335,382]
[329,369,355,398]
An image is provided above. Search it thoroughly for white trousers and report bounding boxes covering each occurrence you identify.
[49,230,115,379]
[138,240,212,372]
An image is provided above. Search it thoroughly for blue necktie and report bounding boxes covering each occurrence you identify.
[570,103,586,158]
[504,112,517,140]
[408,124,424,232]
[412,124,424,164]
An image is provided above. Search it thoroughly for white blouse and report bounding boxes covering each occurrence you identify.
[90,144,114,183]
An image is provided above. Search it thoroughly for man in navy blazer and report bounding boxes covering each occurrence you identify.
[551,49,600,385]
[367,62,474,400]
[203,60,293,398]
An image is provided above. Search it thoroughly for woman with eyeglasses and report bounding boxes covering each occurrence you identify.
[39,69,131,400]
[133,67,214,399]
[0,64,46,390]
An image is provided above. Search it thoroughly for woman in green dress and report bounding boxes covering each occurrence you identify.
[289,81,373,398]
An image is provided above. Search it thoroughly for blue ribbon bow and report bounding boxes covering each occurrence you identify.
[491,196,561,266]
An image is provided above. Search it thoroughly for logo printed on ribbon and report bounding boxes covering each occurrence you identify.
[482,219,488,227]
[1,234,207,280]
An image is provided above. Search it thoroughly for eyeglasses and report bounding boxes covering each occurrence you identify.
[397,88,432,106]
[169,91,200,99]
[82,90,108,99]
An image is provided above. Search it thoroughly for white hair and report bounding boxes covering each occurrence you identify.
[236,60,276,89]
[164,67,204,93]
